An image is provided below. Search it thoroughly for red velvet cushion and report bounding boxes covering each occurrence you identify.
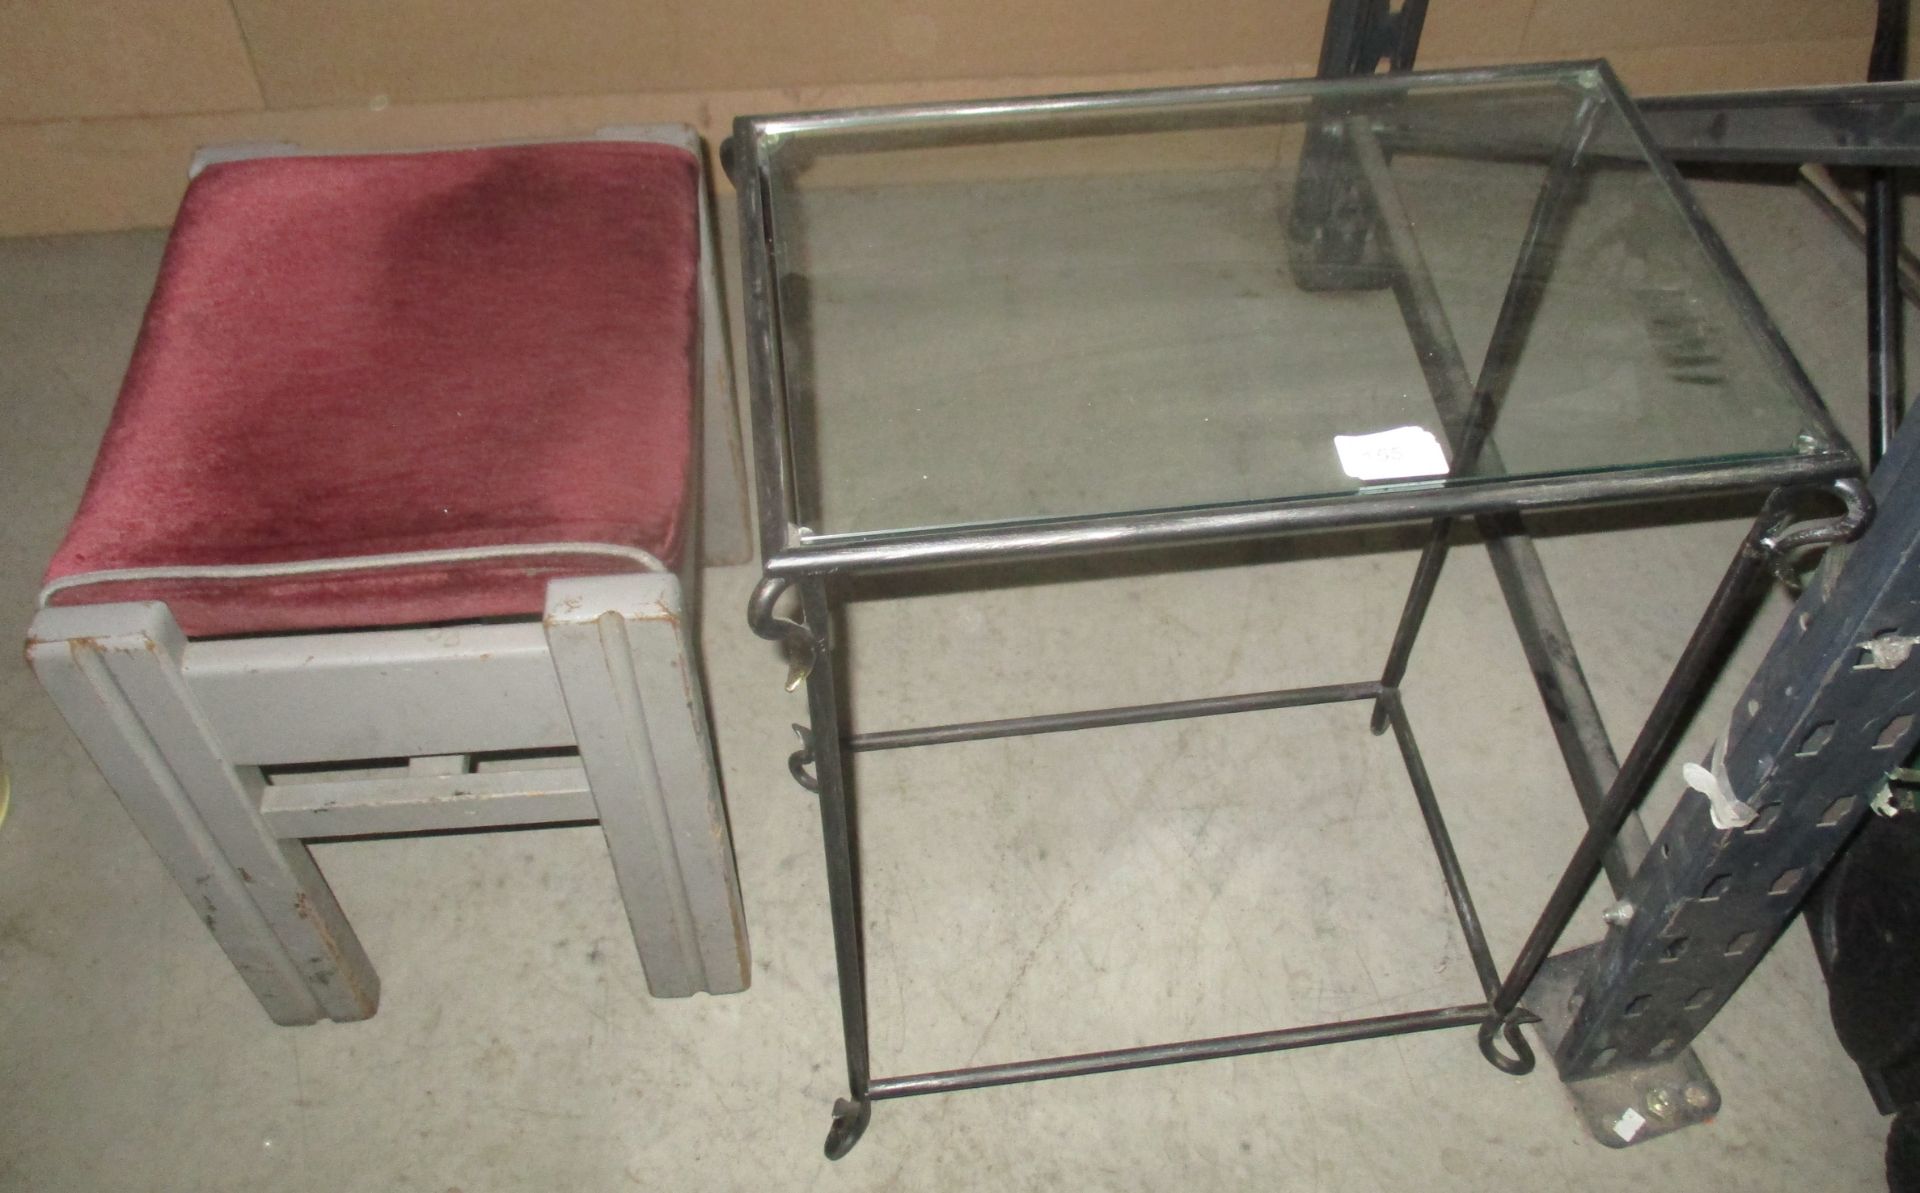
[42,139,701,637]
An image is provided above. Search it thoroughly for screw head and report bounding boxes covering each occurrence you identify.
[1602,900,1636,928]
[1683,1082,1715,1111]
[1644,1087,1678,1120]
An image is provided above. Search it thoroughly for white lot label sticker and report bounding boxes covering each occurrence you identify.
[1613,1106,1647,1143]
[1334,425,1451,482]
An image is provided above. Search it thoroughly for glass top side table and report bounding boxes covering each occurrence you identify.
[735,61,1867,1157]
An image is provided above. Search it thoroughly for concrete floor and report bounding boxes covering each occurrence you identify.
[0,174,1907,1190]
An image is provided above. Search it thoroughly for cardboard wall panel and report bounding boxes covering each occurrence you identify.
[1522,0,1873,55]
[0,0,1904,236]
[0,0,261,122]
[1,35,1883,240]
[1418,0,1539,63]
[1598,36,1873,93]
[228,0,689,108]
[668,0,1326,90]
[232,0,1331,109]
[0,64,1276,237]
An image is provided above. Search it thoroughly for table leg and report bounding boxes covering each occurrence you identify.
[1369,519,1452,734]
[795,577,874,1158]
[1867,0,1908,467]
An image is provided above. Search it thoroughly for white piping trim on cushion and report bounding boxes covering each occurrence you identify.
[189,126,699,179]
[39,541,668,607]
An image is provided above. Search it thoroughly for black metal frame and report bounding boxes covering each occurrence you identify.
[1865,0,1908,468]
[736,62,1867,1159]
[761,587,1544,1158]
[1544,441,1914,1080]
[829,682,1503,1109]
[1316,0,1428,79]
[1636,80,1920,169]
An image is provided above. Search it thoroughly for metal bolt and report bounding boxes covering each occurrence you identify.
[1602,900,1636,928]
[1683,1082,1715,1112]
[1795,433,1822,455]
[1644,1087,1677,1120]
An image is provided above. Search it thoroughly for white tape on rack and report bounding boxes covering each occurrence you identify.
[1682,734,1758,830]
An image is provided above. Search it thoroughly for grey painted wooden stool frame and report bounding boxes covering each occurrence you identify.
[25,126,752,1024]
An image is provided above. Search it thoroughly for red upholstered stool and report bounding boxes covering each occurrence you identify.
[27,129,751,1024]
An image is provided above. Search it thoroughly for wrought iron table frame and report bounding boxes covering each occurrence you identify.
[735,62,1868,1158]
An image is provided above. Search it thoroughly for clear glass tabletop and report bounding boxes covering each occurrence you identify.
[747,64,1844,548]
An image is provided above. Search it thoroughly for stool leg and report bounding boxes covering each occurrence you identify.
[27,602,378,1024]
[545,574,751,996]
